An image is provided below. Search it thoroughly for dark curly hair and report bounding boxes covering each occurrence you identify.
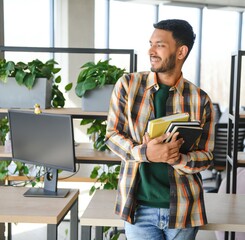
[153,19,196,58]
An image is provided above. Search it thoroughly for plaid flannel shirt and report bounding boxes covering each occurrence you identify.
[105,71,214,229]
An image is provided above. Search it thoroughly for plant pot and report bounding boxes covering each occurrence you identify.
[0,77,52,109]
[81,84,114,112]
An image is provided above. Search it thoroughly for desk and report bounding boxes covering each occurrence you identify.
[0,186,79,240]
[80,190,245,240]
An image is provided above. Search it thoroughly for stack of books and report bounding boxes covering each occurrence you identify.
[147,113,202,153]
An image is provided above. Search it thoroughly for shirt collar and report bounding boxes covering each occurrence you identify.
[169,73,184,95]
[145,72,158,91]
[146,71,185,94]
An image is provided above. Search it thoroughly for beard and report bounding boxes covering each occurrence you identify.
[150,53,176,73]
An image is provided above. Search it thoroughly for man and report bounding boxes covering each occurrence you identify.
[105,19,214,240]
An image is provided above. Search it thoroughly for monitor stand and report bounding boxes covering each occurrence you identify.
[23,168,70,198]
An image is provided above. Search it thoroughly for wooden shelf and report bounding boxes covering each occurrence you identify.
[0,108,108,119]
[0,143,121,164]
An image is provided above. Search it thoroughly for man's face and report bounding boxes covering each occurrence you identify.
[148,29,178,73]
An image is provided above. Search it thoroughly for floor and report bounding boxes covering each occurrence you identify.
[4,170,221,240]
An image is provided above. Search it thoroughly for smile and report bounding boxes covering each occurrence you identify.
[150,57,161,63]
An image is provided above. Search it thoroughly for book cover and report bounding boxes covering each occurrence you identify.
[165,120,201,133]
[165,126,203,153]
[147,113,189,138]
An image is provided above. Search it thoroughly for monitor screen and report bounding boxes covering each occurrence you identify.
[9,110,76,172]
[8,110,76,197]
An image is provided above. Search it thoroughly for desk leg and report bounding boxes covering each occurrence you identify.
[70,198,78,240]
[47,224,57,240]
[81,226,91,240]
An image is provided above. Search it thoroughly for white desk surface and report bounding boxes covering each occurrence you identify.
[0,186,79,224]
[80,190,245,232]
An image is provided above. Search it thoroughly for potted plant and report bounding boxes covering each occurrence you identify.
[0,58,72,183]
[75,59,125,112]
[0,58,72,108]
[75,58,126,150]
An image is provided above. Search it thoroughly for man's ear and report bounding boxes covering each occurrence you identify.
[177,45,188,60]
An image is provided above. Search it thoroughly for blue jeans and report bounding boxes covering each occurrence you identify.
[124,205,198,240]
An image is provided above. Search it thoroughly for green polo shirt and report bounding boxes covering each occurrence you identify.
[136,83,171,208]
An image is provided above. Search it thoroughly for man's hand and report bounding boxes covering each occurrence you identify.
[144,132,184,165]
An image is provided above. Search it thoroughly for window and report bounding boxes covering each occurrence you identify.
[201,9,240,110]
[109,1,157,72]
[3,0,52,61]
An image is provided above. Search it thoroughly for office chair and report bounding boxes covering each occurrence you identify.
[204,122,245,193]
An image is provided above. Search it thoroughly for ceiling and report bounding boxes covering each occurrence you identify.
[118,0,245,10]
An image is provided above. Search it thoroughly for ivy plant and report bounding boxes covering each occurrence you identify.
[80,118,108,151]
[89,164,120,196]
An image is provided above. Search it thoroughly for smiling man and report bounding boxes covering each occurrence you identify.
[106,19,214,240]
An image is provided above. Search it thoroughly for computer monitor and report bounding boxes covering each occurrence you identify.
[8,110,76,198]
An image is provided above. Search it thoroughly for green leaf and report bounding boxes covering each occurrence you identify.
[15,70,26,85]
[24,73,36,89]
[31,182,36,187]
[6,61,15,72]
[89,185,96,195]
[75,82,86,97]
[80,119,94,125]
[55,75,61,83]
[103,226,110,233]
[46,59,57,65]
[82,79,97,91]
[90,166,101,179]
[23,166,29,175]
[15,61,27,70]
[14,161,23,170]
[111,232,121,240]
[65,82,73,91]
[81,61,96,68]
[40,65,52,78]
[52,67,61,74]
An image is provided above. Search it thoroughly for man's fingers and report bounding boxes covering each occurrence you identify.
[153,132,171,144]
[170,132,180,142]
[144,132,150,142]
[143,132,151,144]
[170,132,184,146]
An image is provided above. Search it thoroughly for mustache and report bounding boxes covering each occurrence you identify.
[150,56,161,61]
